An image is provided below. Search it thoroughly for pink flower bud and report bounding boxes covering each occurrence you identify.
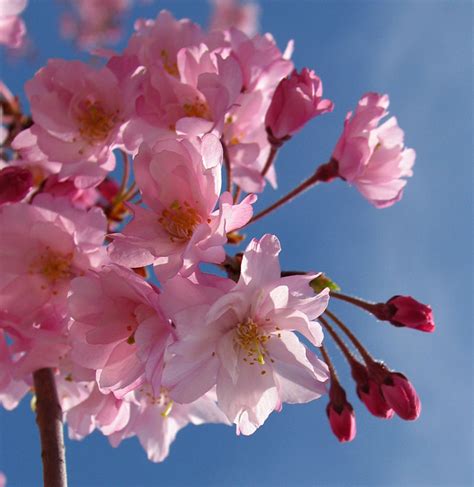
[326,381,356,442]
[351,361,394,419]
[384,295,435,332]
[265,68,333,142]
[380,372,421,421]
[0,166,32,204]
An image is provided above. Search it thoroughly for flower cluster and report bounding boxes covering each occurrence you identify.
[0,3,434,466]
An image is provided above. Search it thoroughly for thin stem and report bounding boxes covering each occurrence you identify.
[247,170,321,225]
[221,138,233,194]
[331,291,377,314]
[125,189,140,202]
[261,145,278,177]
[122,182,137,201]
[319,315,355,364]
[324,309,375,366]
[319,344,338,381]
[33,368,68,487]
[118,150,130,197]
[233,186,242,204]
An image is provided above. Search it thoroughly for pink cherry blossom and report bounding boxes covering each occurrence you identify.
[0,330,29,410]
[60,0,132,49]
[209,0,260,37]
[332,92,415,208]
[114,11,243,149]
[0,0,27,49]
[109,388,229,463]
[65,385,131,440]
[228,28,293,95]
[13,59,138,187]
[162,234,329,434]
[0,194,107,325]
[265,68,334,141]
[220,29,294,192]
[223,91,278,192]
[109,135,256,281]
[68,265,173,397]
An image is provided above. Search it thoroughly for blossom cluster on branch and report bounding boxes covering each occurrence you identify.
[0,0,434,469]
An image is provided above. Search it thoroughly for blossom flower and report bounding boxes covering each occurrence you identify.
[60,0,132,49]
[209,0,260,37]
[220,28,294,192]
[332,92,415,208]
[0,330,29,410]
[13,59,138,187]
[109,134,255,281]
[0,194,107,325]
[265,68,334,142]
[119,10,243,149]
[162,234,329,434]
[65,385,131,440]
[109,388,229,463]
[68,265,173,397]
[223,91,278,192]
[0,0,27,48]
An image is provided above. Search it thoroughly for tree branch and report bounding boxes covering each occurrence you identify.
[33,368,68,487]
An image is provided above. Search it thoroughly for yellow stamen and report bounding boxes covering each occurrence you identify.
[234,318,271,366]
[183,98,212,120]
[160,49,179,77]
[158,200,202,242]
[161,400,174,418]
[29,248,73,284]
[77,100,118,145]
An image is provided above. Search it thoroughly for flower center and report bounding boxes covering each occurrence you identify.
[77,100,118,144]
[30,248,73,284]
[160,49,179,77]
[142,387,174,417]
[183,97,212,120]
[234,318,271,366]
[159,200,203,243]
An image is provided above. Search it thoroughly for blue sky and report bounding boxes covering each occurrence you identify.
[0,1,472,485]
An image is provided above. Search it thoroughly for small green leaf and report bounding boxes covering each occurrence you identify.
[310,274,340,294]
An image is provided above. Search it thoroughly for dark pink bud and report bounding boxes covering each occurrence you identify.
[384,295,435,332]
[265,68,333,141]
[380,372,421,421]
[0,166,32,204]
[326,381,356,442]
[351,361,394,419]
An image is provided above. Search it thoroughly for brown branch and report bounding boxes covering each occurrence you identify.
[33,368,68,487]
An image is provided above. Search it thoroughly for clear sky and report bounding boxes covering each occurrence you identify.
[0,1,472,486]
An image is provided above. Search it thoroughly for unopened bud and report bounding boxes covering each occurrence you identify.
[380,372,421,421]
[351,361,393,419]
[381,295,435,332]
[326,381,356,442]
